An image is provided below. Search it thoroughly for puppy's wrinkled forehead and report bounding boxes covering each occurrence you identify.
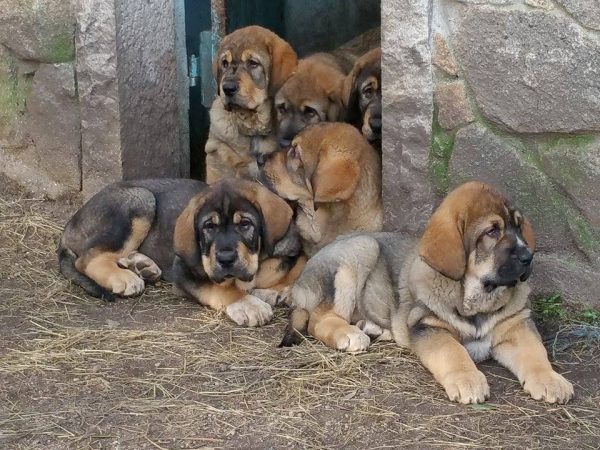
[200,185,259,220]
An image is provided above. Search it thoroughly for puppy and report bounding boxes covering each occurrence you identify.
[58,179,304,327]
[342,48,381,146]
[205,26,298,183]
[260,122,382,257]
[275,28,380,148]
[280,182,574,404]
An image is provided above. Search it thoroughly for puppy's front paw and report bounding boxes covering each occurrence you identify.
[226,295,274,327]
[250,288,286,306]
[523,370,574,404]
[108,269,145,297]
[334,325,370,352]
[442,370,490,404]
[117,252,161,284]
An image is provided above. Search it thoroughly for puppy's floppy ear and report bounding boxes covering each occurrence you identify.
[249,183,294,255]
[418,206,467,281]
[174,192,209,271]
[267,35,298,96]
[311,136,360,203]
[342,65,361,125]
[521,215,536,251]
[326,79,346,122]
[519,215,536,282]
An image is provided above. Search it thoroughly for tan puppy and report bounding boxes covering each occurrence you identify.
[275,28,380,148]
[342,48,381,146]
[206,26,298,183]
[281,182,574,404]
[260,122,382,257]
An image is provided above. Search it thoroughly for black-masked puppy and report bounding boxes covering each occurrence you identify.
[260,122,382,257]
[58,179,304,327]
[280,182,574,404]
[206,26,298,183]
[275,28,380,148]
[342,48,381,147]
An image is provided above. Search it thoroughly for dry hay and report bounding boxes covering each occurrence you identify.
[0,189,598,450]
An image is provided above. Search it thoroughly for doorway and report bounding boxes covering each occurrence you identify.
[183,0,381,179]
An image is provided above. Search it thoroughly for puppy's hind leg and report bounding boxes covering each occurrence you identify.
[308,303,370,352]
[71,187,157,297]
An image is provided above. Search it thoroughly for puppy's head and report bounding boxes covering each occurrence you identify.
[213,26,297,111]
[274,57,346,148]
[260,122,366,204]
[418,182,536,293]
[174,180,294,284]
[342,48,381,144]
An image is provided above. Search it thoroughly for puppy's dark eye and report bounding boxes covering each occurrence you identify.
[363,86,375,99]
[239,218,253,229]
[486,227,500,239]
[221,59,229,69]
[303,107,317,119]
[288,146,297,159]
[247,59,259,69]
[277,102,286,113]
[204,221,217,230]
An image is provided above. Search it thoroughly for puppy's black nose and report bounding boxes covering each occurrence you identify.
[518,250,534,266]
[369,117,382,133]
[222,81,238,97]
[216,250,237,266]
[256,154,267,167]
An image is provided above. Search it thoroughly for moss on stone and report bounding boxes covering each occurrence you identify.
[429,112,455,193]
[48,30,75,63]
[567,214,599,253]
[542,135,596,153]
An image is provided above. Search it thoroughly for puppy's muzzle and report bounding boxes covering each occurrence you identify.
[222,81,238,97]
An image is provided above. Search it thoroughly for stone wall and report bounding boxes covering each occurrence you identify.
[0,0,79,199]
[383,0,600,307]
[0,0,189,199]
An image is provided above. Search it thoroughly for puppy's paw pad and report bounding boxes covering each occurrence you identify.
[109,270,145,297]
[118,252,161,283]
[523,371,574,404]
[250,289,284,306]
[443,370,490,404]
[226,295,273,327]
[335,326,370,352]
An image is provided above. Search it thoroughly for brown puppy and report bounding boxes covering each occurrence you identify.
[275,28,380,148]
[206,26,298,183]
[58,179,304,326]
[343,48,381,146]
[281,182,574,404]
[260,122,382,257]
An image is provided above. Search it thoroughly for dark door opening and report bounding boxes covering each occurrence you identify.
[184,0,381,180]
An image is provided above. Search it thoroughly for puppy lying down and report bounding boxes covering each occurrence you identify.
[281,182,573,404]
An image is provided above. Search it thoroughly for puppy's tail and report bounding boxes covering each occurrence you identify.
[278,306,310,347]
[57,238,115,302]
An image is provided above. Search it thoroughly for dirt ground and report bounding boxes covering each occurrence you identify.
[0,174,598,450]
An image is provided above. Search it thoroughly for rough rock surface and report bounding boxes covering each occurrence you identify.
[382,0,434,233]
[556,0,600,30]
[455,9,600,133]
[524,0,554,10]
[28,64,80,191]
[116,0,188,181]
[435,82,473,130]
[0,0,75,63]
[76,0,122,198]
[432,33,457,76]
[536,137,600,237]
